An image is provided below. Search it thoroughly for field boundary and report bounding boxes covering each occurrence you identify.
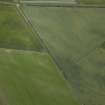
[0,1,105,8]
[20,1,105,8]
[0,48,48,55]
[22,3,105,8]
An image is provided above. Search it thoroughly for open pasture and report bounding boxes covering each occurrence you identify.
[22,6,105,105]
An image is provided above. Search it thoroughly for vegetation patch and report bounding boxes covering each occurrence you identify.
[0,5,43,52]
[22,6,105,105]
[0,48,78,105]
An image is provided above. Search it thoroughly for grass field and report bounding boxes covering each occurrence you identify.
[0,48,79,105]
[0,4,80,105]
[22,6,105,105]
[1,1,105,105]
[0,5,43,52]
[79,0,105,4]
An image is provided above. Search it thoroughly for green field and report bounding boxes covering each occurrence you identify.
[0,4,80,105]
[0,0,105,105]
[23,6,105,105]
[0,5,43,52]
[79,0,105,4]
[0,48,78,105]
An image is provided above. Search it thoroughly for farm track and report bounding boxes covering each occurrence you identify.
[22,4,105,8]
[0,1,105,8]
[20,1,105,8]
[0,47,46,55]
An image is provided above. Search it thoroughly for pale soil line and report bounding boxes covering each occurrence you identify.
[20,1,105,8]
[20,0,77,5]
[0,48,48,56]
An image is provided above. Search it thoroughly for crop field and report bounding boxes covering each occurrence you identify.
[22,6,105,105]
[0,48,78,105]
[0,4,79,105]
[0,0,105,105]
